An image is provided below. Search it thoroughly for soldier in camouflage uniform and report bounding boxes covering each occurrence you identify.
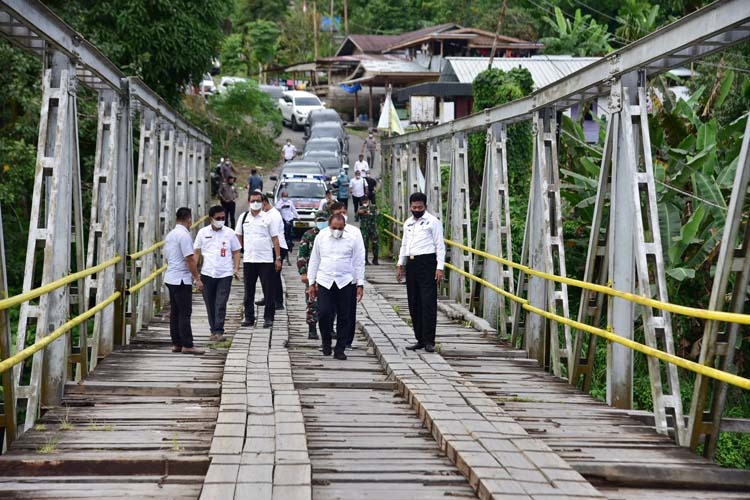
[357,197,379,265]
[297,212,328,339]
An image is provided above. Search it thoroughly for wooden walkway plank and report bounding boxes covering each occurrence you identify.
[0,288,244,499]
[365,262,750,498]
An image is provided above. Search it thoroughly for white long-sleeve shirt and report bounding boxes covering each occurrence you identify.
[397,211,445,270]
[275,198,299,222]
[308,225,365,289]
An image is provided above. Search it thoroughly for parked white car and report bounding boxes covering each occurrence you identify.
[200,74,217,96]
[218,76,248,94]
[278,91,325,130]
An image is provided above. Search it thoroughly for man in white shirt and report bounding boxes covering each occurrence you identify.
[275,190,298,259]
[353,153,369,177]
[396,192,446,353]
[164,207,204,355]
[256,194,289,310]
[236,192,283,329]
[318,190,336,212]
[349,170,368,217]
[308,213,365,360]
[281,139,297,162]
[194,205,242,341]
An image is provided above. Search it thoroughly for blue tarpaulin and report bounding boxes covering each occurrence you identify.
[339,82,362,94]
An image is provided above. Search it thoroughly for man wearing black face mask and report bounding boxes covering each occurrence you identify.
[396,192,445,353]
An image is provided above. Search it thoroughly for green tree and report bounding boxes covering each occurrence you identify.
[219,33,250,76]
[234,0,288,24]
[540,7,613,56]
[615,0,660,43]
[246,20,281,82]
[46,0,232,105]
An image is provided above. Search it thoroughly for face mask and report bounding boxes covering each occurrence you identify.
[331,229,344,239]
[411,210,425,219]
[316,222,328,230]
[250,201,262,211]
[212,220,225,229]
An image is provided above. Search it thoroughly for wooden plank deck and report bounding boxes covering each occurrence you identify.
[364,262,750,498]
[0,289,243,499]
[282,265,479,500]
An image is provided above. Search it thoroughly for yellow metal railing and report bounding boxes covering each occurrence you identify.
[0,256,122,312]
[382,218,750,391]
[0,214,209,372]
[0,291,121,374]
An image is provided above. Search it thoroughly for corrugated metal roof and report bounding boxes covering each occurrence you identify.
[440,56,600,88]
[360,59,438,75]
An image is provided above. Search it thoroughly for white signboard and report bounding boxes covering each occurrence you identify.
[410,96,436,123]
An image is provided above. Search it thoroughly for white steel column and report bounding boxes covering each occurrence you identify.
[445,132,472,305]
[424,138,442,219]
[15,51,77,427]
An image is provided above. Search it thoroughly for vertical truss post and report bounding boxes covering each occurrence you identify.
[474,123,515,336]
[196,141,206,216]
[175,132,188,210]
[524,109,572,375]
[131,110,159,335]
[112,80,132,348]
[571,107,614,391]
[424,138,442,219]
[188,139,198,216]
[84,89,119,370]
[156,124,176,309]
[391,143,405,256]
[407,142,421,194]
[14,51,77,428]
[688,113,750,456]
[0,206,17,449]
[445,132,472,305]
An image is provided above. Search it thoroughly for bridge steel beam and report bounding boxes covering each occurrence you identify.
[688,114,750,457]
[406,142,421,195]
[424,138,442,219]
[390,144,406,257]
[156,124,176,309]
[474,124,514,337]
[524,109,571,375]
[445,132,472,305]
[84,89,120,369]
[12,51,78,429]
[0,205,17,448]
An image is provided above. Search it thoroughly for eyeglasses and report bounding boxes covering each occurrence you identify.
[214,217,226,221]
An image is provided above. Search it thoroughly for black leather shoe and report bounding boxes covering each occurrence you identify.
[406,343,425,351]
[276,303,285,310]
[425,344,435,353]
[372,258,379,265]
[333,351,347,360]
[255,299,266,306]
[365,261,370,266]
[322,346,332,356]
[241,319,255,327]
[308,324,319,340]
[262,320,273,329]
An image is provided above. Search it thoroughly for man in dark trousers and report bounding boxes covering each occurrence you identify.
[308,213,365,360]
[396,192,445,353]
[235,191,282,329]
[164,207,204,354]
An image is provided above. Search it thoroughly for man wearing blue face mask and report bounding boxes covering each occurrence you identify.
[307,212,365,360]
[297,211,328,339]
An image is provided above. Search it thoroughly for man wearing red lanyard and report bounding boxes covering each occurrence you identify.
[194,205,242,341]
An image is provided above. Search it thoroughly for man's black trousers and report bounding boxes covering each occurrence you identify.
[166,282,194,348]
[405,253,438,346]
[317,282,356,354]
[243,262,276,321]
[201,275,232,334]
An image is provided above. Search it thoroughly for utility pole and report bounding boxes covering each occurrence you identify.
[313,1,319,60]
[488,0,507,69]
[330,0,335,46]
[344,0,348,35]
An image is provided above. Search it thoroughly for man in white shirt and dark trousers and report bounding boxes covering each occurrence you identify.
[396,192,446,353]
[236,191,283,328]
[349,170,368,219]
[353,154,369,177]
[308,213,365,360]
[164,207,205,355]
[275,190,298,257]
[194,205,242,341]
[257,194,288,309]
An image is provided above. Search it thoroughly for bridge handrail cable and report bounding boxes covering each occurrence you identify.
[382,218,750,391]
